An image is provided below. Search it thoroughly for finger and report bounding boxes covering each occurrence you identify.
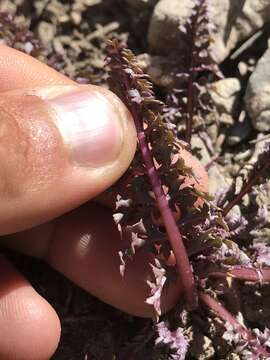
[0,256,60,360]
[0,45,73,92]
[4,203,182,318]
[0,84,136,234]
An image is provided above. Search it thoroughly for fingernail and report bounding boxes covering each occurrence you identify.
[33,85,125,167]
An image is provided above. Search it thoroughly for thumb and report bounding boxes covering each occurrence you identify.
[0,84,136,234]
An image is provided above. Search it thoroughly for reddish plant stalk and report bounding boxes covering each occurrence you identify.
[207,268,270,283]
[199,291,270,357]
[106,40,197,309]
[223,173,263,217]
[185,20,196,145]
[186,67,194,145]
[223,160,270,217]
[199,291,248,336]
[130,103,197,309]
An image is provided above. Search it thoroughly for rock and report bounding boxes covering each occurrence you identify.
[70,11,82,25]
[37,21,56,46]
[148,0,194,54]
[189,332,215,359]
[228,354,241,360]
[208,163,232,196]
[148,0,270,63]
[138,52,206,88]
[219,113,234,126]
[206,121,219,144]
[245,43,270,132]
[255,184,270,208]
[238,61,249,77]
[126,0,157,8]
[209,78,241,114]
[137,53,186,87]
[0,0,26,14]
[191,136,232,195]
[228,134,270,210]
[136,53,152,70]
[248,134,270,168]
[252,228,270,245]
[252,183,270,225]
[211,0,270,63]
[226,111,252,146]
[191,135,211,166]
[147,55,179,87]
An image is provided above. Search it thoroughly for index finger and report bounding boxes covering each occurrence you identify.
[0,45,74,92]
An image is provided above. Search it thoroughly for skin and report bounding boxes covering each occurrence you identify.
[0,45,209,360]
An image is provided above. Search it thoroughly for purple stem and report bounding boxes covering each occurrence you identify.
[185,0,204,144]
[185,23,195,145]
[222,161,270,217]
[223,174,262,217]
[131,104,197,310]
[199,291,270,357]
[199,291,248,336]
[207,267,270,283]
[185,72,194,145]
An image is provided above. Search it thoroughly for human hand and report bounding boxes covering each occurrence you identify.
[0,45,183,360]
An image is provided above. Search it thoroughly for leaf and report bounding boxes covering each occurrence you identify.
[155,321,188,360]
[146,260,167,317]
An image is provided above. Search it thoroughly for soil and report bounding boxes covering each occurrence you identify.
[0,0,270,359]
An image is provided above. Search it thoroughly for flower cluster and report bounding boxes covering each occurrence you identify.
[164,0,221,144]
